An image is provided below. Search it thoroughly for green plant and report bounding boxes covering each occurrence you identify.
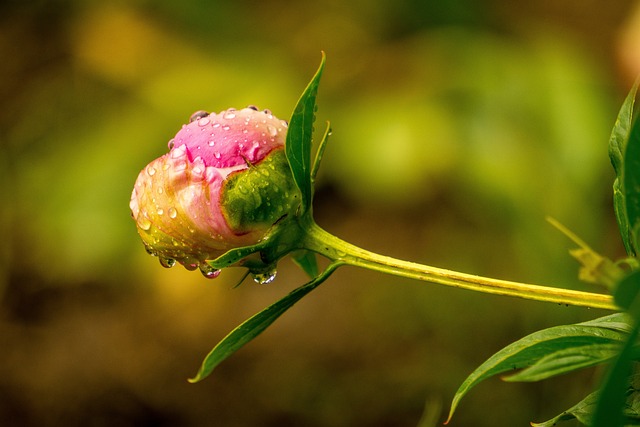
[130,53,640,425]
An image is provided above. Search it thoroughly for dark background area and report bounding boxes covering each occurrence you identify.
[2,0,640,425]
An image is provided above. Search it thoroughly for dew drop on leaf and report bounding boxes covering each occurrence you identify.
[252,269,277,285]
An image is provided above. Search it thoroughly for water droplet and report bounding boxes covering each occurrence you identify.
[144,245,157,256]
[157,207,164,215]
[157,187,164,194]
[222,125,230,131]
[138,215,152,231]
[247,105,259,111]
[252,270,277,285]
[147,166,156,176]
[223,110,236,119]
[214,152,221,159]
[197,117,210,127]
[190,110,209,122]
[171,144,187,159]
[159,257,176,268]
[183,261,199,271]
[266,125,278,137]
[168,207,177,218]
[199,263,221,279]
[208,140,215,146]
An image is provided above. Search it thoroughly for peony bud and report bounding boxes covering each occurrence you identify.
[130,107,300,277]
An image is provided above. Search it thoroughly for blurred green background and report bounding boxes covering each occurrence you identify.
[2,0,640,425]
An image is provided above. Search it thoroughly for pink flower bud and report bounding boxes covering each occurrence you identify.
[130,107,298,276]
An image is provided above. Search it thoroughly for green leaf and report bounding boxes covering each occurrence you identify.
[610,82,639,257]
[532,390,600,427]
[285,52,326,214]
[188,262,339,383]
[445,314,630,424]
[504,343,622,382]
[615,270,640,311]
[534,388,640,426]
[592,271,640,427]
[533,371,640,426]
[626,114,640,255]
[291,249,319,278]
[592,320,640,427]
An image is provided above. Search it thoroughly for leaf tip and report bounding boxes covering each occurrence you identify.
[187,376,200,384]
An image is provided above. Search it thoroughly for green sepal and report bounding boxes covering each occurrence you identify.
[311,121,331,183]
[221,150,299,233]
[291,249,319,278]
[285,52,326,215]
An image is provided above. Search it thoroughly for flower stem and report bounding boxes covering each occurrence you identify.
[302,221,616,310]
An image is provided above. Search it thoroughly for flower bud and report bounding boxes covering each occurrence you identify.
[130,107,299,275]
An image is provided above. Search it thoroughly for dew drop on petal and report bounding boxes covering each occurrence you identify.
[223,110,236,119]
[159,257,176,268]
[266,125,278,137]
[168,138,175,149]
[138,215,152,231]
[199,263,221,279]
[185,264,198,271]
[157,207,164,215]
[222,125,230,131]
[147,166,156,176]
[168,207,177,218]
[197,117,210,127]
[190,110,209,123]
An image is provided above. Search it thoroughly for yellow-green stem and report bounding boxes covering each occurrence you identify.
[303,221,616,310]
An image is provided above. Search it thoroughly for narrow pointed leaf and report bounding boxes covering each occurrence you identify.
[286,52,326,214]
[610,82,639,256]
[188,262,339,383]
[445,314,630,424]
